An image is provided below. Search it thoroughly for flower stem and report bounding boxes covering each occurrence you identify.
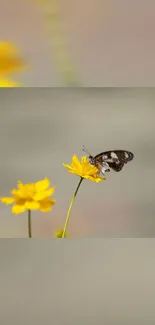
[28,209,32,238]
[62,177,83,238]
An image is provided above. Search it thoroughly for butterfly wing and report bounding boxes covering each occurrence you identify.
[94,150,134,172]
[106,161,124,172]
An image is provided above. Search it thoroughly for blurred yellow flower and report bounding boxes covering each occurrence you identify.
[0,41,27,75]
[54,228,70,238]
[0,77,21,87]
[0,178,56,214]
[63,154,105,183]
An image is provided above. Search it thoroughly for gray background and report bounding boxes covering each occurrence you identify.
[1,0,155,86]
[0,88,154,237]
[1,240,155,324]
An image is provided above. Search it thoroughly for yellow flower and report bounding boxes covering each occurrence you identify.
[0,77,21,87]
[54,228,70,238]
[0,41,28,75]
[0,178,56,214]
[63,154,105,182]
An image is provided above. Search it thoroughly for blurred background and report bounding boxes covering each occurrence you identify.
[1,0,155,86]
[1,240,155,324]
[0,87,154,237]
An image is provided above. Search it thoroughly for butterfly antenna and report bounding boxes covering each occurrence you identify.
[82,145,91,156]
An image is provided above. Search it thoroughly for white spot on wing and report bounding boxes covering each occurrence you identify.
[111,152,118,159]
[125,152,129,158]
[101,162,110,174]
[102,154,108,160]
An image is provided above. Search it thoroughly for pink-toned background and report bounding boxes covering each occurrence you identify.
[1,0,155,85]
[0,88,154,237]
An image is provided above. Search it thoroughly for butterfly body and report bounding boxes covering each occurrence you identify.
[83,147,134,175]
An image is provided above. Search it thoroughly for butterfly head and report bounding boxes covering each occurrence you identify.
[82,146,108,175]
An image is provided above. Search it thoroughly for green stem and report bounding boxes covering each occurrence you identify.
[28,209,32,238]
[62,177,83,238]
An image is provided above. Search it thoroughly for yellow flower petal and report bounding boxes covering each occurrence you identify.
[11,190,20,198]
[16,181,28,197]
[0,41,19,55]
[63,155,83,177]
[0,78,21,87]
[0,41,27,75]
[11,186,23,197]
[84,175,105,183]
[17,181,23,189]
[35,178,50,192]
[81,156,87,164]
[39,198,56,212]
[33,187,55,201]
[0,197,16,204]
[16,182,36,198]
[72,154,82,171]
[62,164,80,177]
[25,200,40,210]
[62,163,73,170]
[12,203,26,214]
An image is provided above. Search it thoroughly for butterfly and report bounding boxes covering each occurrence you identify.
[82,146,134,175]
